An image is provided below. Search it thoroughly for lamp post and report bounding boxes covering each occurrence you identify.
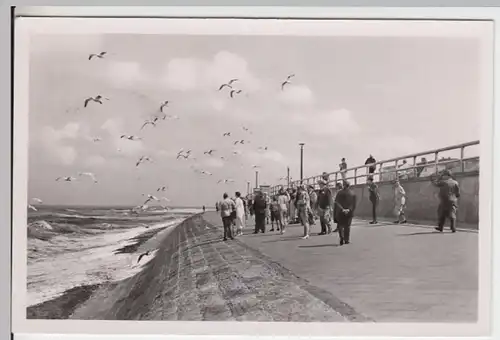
[299,143,305,182]
[247,181,250,195]
[287,166,290,187]
[255,170,259,189]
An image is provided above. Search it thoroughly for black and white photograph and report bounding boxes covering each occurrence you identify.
[11,15,493,337]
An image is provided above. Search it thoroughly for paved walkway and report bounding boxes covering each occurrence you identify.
[203,212,478,322]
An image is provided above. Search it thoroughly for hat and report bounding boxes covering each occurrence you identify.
[441,169,452,177]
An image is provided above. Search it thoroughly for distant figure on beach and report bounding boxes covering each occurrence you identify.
[334,181,357,245]
[339,158,348,180]
[317,179,334,235]
[234,192,246,236]
[253,190,267,233]
[277,188,290,233]
[296,184,311,239]
[367,176,380,224]
[215,202,219,212]
[432,170,460,233]
[202,205,206,213]
[365,154,377,175]
[219,193,236,241]
[393,179,407,224]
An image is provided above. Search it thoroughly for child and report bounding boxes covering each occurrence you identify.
[270,196,281,232]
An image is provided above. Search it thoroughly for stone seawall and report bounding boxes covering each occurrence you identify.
[349,172,479,226]
[69,213,355,321]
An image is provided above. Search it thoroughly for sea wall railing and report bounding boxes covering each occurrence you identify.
[270,140,479,195]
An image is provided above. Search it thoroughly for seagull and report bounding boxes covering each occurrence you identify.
[136,156,152,167]
[84,95,109,108]
[120,135,142,141]
[137,250,151,264]
[56,176,76,182]
[28,204,37,211]
[252,165,261,169]
[159,101,169,113]
[242,126,252,134]
[142,194,160,205]
[78,172,98,183]
[218,79,238,91]
[233,140,246,145]
[31,198,43,204]
[157,186,167,192]
[200,170,212,176]
[281,74,295,90]
[218,179,235,184]
[92,137,102,142]
[88,52,107,60]
[258,146,269,151]
[223,132,231,137]
[160,197,171,202]
[232,150,242,156]
[204,149,215,155]
[230,89,242,98]
[141,119,157,130]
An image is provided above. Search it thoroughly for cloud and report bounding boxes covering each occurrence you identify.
[36,123,84,165]
[244,150,287,166]
[203,158,225,168]
[163,51,261,93]
[291,108,361,136]
[84,155,106,167]
[106,61,143,88]
[278,85,315,106]
[100,118,145,155]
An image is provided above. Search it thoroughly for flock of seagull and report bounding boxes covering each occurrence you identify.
[29,50,299,214]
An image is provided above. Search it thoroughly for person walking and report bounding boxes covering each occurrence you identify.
[277,187,289,234]
[339,158,348,180]
[393,179,407,224]
[219,193,235,241]
[270,196,281,232]
[332,182,343,232]
[264,193,272,225]
[253,190,267,233]
[334,181,357,245]
[317,179,334,235]
[288,187,298,224]
[296,184,311,239]
[432,170,460,233]
[367,176,380,224]
[234,191,246,236]
[308,185,318,220]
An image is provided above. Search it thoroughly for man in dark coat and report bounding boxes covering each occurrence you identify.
[432,170,460,233]
[334,180,357,245]
[367,176,380,224]
[253,190,267,233]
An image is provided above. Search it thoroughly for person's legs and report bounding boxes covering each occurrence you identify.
[279,210,287,233]
[337,222,345,245]
[299,208,310,238]
[371,199,378,223]
[344,219,352,244]
[449,204,457,232]
[325,209,333,234]
[319,208,327,235]
[222,217,230,240]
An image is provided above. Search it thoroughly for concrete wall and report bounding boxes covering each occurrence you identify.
[348,172,479,226]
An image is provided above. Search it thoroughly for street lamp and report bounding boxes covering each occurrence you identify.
[255,170,259,189]
[299,143,305,182]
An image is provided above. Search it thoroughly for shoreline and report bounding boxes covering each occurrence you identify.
[27,217,183,318]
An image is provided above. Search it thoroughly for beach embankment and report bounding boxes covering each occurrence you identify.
[29,212,353,321]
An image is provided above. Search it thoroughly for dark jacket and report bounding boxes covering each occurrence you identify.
[317,187,333,209]
[334,188,357,222]
[368,183,380,202]
[253,194,267,213]
[434,178,461,204]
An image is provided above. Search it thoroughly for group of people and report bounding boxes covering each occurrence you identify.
[214,166,461,244]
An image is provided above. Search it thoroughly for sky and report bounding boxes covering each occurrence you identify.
[27,31,483,207]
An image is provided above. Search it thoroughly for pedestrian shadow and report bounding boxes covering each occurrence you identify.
[262,236,303,244]
[298,244,341,249]
[397,231,452,236]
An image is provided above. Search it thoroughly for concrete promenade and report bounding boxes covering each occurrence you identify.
[202,212,478,322]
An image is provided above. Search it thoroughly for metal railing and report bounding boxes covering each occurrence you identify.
[270,140,479,195]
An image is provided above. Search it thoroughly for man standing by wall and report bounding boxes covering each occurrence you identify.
[334,181,357,245]
[317,179,334,235]
[393,179,408,224]
[432,170,460,233]
[296,184,311,239]
[367,176,380,224]
[219,193,236,241]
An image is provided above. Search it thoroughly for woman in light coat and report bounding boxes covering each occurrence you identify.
[393,180,407,224]
[234,191,246,236]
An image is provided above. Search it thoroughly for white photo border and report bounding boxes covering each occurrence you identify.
[11,6,496,338]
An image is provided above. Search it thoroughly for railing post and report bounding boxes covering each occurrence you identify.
[354,168,357,185]
[335,172,338,183]
[460,146,465,172]
[413,156,417,178]
[434,151,439,175]
[379,162,383,182]
[394,160,399,180]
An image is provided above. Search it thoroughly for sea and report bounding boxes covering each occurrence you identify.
[27,205,201,307]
